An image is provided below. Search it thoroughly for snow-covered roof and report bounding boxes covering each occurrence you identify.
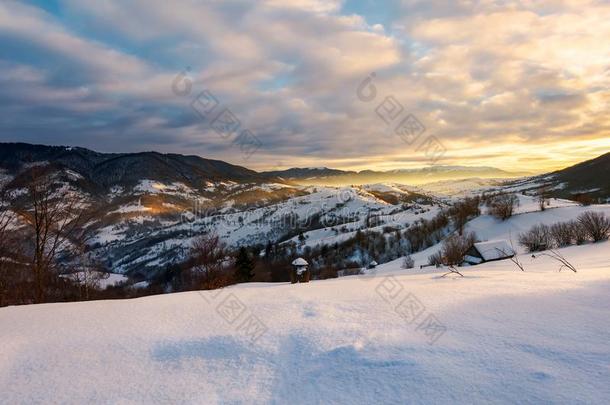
[292,258,308,266]
[370,260,378,266]
[473,240,515,261]
[463,255,483,265]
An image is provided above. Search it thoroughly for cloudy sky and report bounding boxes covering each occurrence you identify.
[1,0,609,172]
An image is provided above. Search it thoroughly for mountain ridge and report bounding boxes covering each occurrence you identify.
[262,165,532,186]
[0,142,269,191]
[2,143,607,191]
[0,142,531,188]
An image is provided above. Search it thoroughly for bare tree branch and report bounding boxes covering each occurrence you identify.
[441,265,464,278]
[533,249,577,273]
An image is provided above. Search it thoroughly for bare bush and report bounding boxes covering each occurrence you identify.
[577,211,610,242]
[428,251,443,267]
[402,255,414,269]
[441,232,477,266]
[549,222,574,247]
[518,224,552,252]
[489,194,519,220]
[570,220,588,245]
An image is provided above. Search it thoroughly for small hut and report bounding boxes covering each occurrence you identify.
[463,240,515,265]
[291,258,310,283]
[368,260,378,269]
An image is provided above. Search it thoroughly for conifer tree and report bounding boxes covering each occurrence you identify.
[234,246,255,283]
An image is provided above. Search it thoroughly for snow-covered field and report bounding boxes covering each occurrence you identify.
[1,240,609,404]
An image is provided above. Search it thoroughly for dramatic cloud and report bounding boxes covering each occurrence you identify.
[0,0,608,172]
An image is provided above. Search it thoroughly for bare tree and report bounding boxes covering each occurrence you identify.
[70,268,107,300]
[189,232,231,290]
[0,187,21,306]
[0,188,13,243]
[489,193,519,220]
[537,186,550,211]
[441,232,476,266]
[68,238,108,301]
[449,197,480,235]
[437,232,477,277]
[15,167,90,303]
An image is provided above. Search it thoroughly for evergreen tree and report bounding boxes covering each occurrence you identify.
[234,246,255,283]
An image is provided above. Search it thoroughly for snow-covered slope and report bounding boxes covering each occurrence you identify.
[1,241,609,404]
[86,183,439,275]
[470,202,610,245]
[372,198,610,274]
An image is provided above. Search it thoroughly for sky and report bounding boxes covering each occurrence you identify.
[0,0,609,173]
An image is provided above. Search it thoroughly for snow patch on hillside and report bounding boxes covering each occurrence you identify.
[109,203,152,214]
[133,180,197,198]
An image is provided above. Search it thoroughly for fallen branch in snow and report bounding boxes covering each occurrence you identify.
[496,236,524,271]
[507,254,525,272]
[441,266,464,278]
[532,249,577,273]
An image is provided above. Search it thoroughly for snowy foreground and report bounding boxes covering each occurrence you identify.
[2,243,610,404]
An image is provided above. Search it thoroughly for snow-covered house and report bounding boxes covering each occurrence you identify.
[368,260,378,269]
[463,240,515,265]
[291,258,310,283]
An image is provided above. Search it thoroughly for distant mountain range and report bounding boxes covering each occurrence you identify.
[261,167,353,180]
[1,143,607,196]
[1,142,532,189]
[261,166,532,186]
[0,142,266,193]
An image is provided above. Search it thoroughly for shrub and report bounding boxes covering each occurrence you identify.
[549,222,574,247]
[441,232,477,265]
[519,224,552,252]
[570,220,588,245]
[578,211,610,242]
[402,255,415,269]
[428,251,443,267]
